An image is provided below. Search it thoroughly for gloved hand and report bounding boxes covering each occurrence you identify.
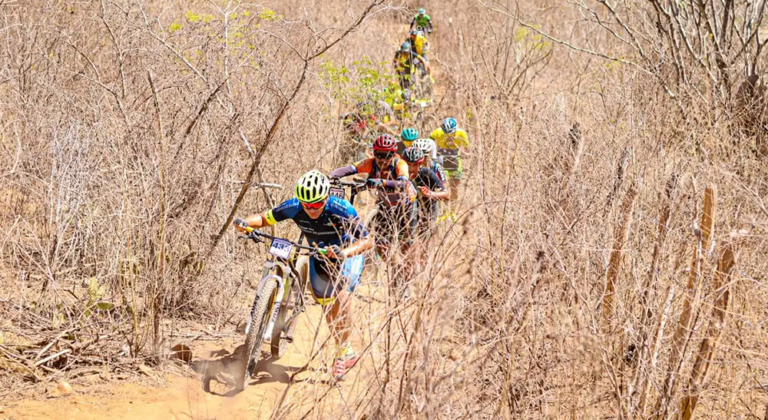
[366,178,383,189]
[233,217,248,231]
[327,245,346,260]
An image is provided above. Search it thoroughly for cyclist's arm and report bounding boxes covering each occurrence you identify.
[342,236,374,257]
[327,201,374,257]
[331,158,373,179]
[381,159,410,189]
[457,130,470,150]
[236,213,270,231]
[421,169,449,201]
[424,188,449,201]
[235,199,296,231]
[433,190,450,200]
[330,165,358,179]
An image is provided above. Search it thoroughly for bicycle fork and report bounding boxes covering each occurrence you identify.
[245,272,286,339]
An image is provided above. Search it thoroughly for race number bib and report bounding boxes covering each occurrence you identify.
[269,238,293,259]
[330,187,345,199]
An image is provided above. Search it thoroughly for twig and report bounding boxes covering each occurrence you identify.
[206,0,384,257]
[34,349,71,367]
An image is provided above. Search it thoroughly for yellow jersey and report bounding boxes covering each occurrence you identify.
[411,35,429,56]
[430,127,469,150]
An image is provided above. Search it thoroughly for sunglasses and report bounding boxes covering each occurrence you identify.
[374,152,393,159]
[301,200,326,210]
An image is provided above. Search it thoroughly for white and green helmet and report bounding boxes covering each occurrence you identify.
[295,170,330,204]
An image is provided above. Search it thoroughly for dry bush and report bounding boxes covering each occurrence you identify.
[1,0,768,419]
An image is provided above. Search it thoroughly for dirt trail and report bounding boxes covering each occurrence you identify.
[3,24,441,420]
[3,280,391,420]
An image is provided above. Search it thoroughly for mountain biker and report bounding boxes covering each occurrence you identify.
[330,134,418,275]
[410,7,433,34]
[397,127,418,155]
[408,29,429,57]
[413,138,447,184]
[402,146,448,238]
[393,42,428,90]
[233,170,374,381]
[430,117,469,201]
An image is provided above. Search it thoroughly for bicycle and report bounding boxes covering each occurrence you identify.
[234,223,326,392]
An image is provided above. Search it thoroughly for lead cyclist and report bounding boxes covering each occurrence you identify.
[234,170,374,381]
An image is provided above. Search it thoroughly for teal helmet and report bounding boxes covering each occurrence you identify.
[418,7,425,15]
[401,127,419,141]
[401,41,411,52]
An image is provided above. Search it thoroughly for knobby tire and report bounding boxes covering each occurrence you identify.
[237,280,278,392]
[270,277,297,358]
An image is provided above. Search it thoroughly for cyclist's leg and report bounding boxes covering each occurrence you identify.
[308,257,354,352]
[328,255,365,379]
[448,158,463,202]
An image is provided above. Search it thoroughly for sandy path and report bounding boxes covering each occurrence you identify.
[3,279,393,420]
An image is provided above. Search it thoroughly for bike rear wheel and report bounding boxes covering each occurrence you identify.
[270,277,298,358]
[237,280,278,392]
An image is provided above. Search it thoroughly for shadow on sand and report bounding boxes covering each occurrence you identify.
[191,345,312,396]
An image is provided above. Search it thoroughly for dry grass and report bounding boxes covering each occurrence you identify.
[1,0,768,418]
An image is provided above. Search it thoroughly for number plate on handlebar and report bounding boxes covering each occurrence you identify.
[329,187,345,199]
[269,238,294,259]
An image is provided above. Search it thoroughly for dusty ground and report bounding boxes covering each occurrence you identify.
[2,280,396,420]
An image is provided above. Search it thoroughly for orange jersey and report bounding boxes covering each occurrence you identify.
[353,157,417,206]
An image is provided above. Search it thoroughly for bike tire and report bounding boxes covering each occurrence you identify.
[236,280,278,392]
[270,277,297,359]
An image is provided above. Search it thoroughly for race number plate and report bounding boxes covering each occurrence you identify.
[330,187,345,199]
[269,238,294,259]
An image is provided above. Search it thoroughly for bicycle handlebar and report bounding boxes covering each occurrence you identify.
[330,179,367,191]
[235,221,327,256]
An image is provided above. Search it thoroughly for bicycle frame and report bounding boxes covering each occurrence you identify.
[239,228,316,342]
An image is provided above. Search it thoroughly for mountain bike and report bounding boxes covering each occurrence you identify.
[234,223,325,392]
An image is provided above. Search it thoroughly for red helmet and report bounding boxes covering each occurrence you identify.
[373,134,397,152]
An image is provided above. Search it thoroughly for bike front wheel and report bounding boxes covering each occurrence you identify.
[237,280,278,392]
[270,276,298,359]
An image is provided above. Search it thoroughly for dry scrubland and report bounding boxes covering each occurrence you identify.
[1,0,768,418]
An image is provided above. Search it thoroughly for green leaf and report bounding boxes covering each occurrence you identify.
[96,302,115,311]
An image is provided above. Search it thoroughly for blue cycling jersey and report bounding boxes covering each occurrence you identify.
[265,196,367,247]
